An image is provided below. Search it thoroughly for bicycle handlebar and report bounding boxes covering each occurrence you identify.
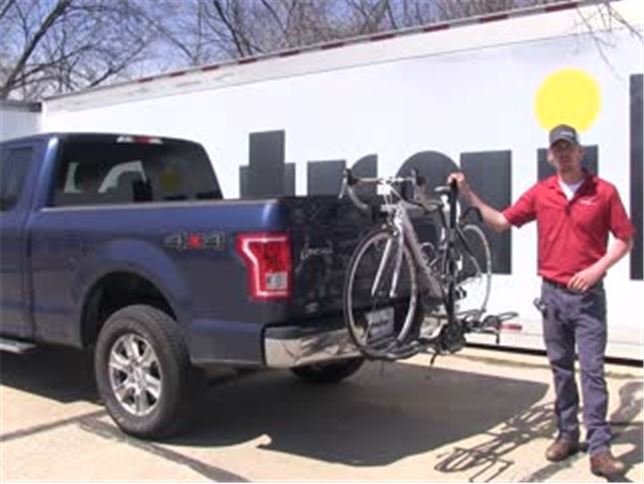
[339,168,420,212]
[339,170,370,212]
[340,168,451,213]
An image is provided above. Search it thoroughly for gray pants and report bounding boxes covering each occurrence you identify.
[541,279,611,456]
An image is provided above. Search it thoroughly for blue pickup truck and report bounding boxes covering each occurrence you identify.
[0,133,375,438]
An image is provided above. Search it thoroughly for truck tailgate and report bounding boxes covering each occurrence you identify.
[282,196,377,320]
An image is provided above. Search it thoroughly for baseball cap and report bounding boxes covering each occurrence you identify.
[549,124,580,147]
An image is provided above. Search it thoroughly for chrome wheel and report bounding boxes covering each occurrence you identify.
[108,333,162,416]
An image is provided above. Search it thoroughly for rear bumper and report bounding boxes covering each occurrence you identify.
[264,324,361,368]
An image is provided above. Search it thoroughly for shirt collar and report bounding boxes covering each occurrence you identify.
[546,168,595,190]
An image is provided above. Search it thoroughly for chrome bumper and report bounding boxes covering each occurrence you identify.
[264,326,362,368]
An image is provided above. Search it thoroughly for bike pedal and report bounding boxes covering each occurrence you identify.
[481,315,501,330]
[496,311,519,322]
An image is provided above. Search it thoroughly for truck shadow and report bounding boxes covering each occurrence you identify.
[0,347,98,403]
[176,360,550,467]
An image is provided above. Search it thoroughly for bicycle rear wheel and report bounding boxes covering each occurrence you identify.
[453,224,492,320]
[344,228,420,359]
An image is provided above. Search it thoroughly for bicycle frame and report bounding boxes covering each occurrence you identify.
[379,200,444,300]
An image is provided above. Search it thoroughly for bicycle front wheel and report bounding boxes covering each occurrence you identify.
[344,228,420,359]
[454,224,492,320]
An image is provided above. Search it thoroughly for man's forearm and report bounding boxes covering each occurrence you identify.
[463,190,511,233]
[592,238,633,275]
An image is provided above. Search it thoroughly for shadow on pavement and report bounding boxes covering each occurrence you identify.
[172,360,549,467]
[436,380,643,482]
[0,347,98,403]
[434,401,556,481]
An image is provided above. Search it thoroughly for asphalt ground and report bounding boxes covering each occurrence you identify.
[1,346,642,482]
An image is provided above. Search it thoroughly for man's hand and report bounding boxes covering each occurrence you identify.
[446,172,511,233]
[447,172,471,199]
[568,266,604,292]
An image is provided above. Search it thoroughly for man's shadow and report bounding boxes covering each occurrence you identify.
[433,379,643,482]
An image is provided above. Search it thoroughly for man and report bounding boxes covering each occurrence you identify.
[448,124,635,478]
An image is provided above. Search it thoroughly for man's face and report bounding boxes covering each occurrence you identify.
[548,140,584,174]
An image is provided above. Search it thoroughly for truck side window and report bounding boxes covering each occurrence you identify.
[0,147,33,211]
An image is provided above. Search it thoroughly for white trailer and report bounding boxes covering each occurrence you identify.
[0,101,41,141]
[24,0,644,359]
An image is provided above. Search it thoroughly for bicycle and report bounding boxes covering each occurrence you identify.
[339,168,497,360]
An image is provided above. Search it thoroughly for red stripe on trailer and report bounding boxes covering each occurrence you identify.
[545,2,578,13]
[168,71,187,78]
[137,77,155,83]
[201,65,221,72]
[320,41,346,50]
[279,50,301,57]
[370,33,396,41]
[423,23,450,32]
[479,13,510,23]
[238,57,258,65]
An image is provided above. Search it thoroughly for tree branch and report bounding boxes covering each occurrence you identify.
[0,0,16,20]
[1,0,71,99]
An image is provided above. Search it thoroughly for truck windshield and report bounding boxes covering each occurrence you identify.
[52,137,222,207]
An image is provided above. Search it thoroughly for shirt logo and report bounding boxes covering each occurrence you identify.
[579,198,596,206]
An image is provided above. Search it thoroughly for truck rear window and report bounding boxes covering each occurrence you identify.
[52,138,222,207]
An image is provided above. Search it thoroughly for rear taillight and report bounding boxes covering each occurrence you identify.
[236,233,292,300]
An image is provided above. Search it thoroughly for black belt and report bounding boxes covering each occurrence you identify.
[543,277,603,292]
[543,278,569,290]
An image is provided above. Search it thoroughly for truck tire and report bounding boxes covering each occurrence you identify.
[94,305,195,439]
[290,358,365,384]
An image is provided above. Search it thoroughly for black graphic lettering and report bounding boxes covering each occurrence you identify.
[396,151,460,192]
[283,163,295,196]
[461,151,512,274]
[248,130,285,197]
[307,160,345,195]
[538,145,598,181]
[630,73,643,280]
[241,162,294,197]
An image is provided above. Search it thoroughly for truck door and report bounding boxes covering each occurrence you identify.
[0,142,36,338]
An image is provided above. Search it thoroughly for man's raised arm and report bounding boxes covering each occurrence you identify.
[447,172,511,233]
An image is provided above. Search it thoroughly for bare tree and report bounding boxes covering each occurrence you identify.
[1,0,639,100]
[147,0,549,69]
[0,0,157,99]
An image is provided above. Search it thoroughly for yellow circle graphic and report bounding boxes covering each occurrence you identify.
[534,68,601,132]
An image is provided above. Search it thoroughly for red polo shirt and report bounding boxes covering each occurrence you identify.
[502,173,635,285]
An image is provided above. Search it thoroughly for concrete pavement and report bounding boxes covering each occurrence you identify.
[1,346,641,481]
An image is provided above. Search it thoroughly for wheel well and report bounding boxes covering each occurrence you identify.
[81,272,176,347]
